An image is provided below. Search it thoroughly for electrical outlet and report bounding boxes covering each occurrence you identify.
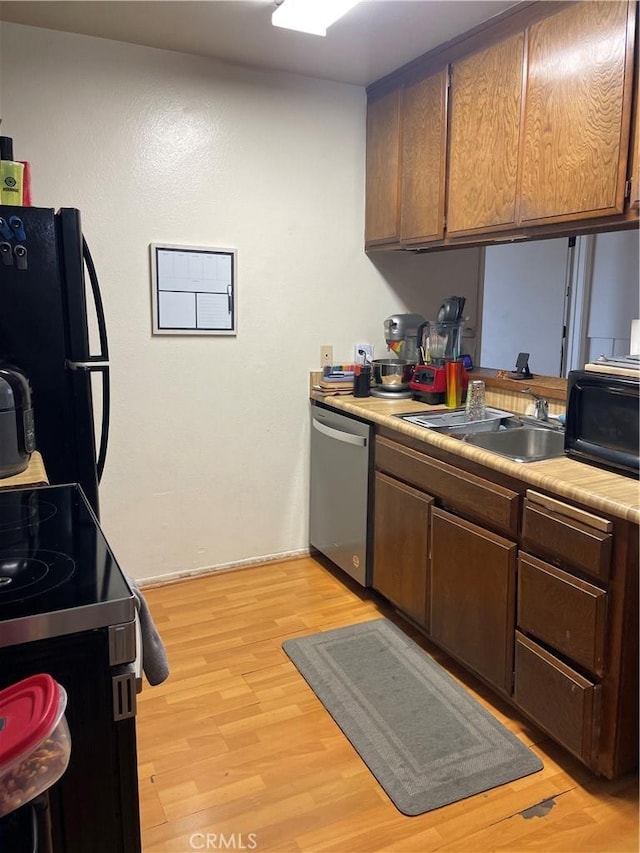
[355,343,374,364]
[320,345,333,367]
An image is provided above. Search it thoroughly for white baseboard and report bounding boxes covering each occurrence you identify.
[137,548,311,588]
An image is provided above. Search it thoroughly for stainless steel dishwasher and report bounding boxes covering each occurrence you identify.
[309,403,372,586]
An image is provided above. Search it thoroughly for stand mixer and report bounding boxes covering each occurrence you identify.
[382,314,425,362]
[370,314,425,399]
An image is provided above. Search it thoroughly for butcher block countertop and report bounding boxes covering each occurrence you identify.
[310,389,640,525]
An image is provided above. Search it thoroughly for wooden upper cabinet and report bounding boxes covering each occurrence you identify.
[400,69,448,244]
[365,88,401,246]
[630,82,640,210]
[447,33,525,236]
[519,0,635,225]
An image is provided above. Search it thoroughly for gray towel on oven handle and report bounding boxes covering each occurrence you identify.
[125,575,170,686]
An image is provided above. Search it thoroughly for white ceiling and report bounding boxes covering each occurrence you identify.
[0,0,520,87]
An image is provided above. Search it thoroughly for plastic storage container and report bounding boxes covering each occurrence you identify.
[0,674,71,817]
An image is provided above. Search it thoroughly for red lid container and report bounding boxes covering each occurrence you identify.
[0,674,71,817]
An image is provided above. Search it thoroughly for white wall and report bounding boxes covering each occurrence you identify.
[1,23,481,580]
[480,230,639,374]
[480,238,569,375]
[586,230,640,360]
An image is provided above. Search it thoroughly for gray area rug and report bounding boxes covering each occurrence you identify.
[282,618,542,815]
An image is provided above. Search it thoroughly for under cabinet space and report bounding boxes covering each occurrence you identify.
[517,553,607,676]
[430,507,517,694]
[522,497,612,581]
[514,632,601,768]
[373,471,432,628]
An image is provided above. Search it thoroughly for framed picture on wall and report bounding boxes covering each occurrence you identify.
[150,243,237,335]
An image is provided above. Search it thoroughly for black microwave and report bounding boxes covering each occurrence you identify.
[565,370,639,478]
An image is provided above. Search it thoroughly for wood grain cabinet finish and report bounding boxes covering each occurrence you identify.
[373,471,432,628]
[517,552,607,676]
[369,431,636,777]
[519,1,634,225]
[400,69,448,244]
[630,86,640,210]
[522,497,612,582]
[430,507,517,694]
[364,1,637,250]
[375,436,519,536]
[447,33,525,236]
[365,89,402,246]
[514,632,601,766]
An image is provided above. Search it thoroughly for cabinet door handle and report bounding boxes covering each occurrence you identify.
[312,418,367,447]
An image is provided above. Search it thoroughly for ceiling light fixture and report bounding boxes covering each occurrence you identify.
[272,0,360,37]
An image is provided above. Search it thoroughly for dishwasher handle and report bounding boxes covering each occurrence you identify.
[312,417,368,447]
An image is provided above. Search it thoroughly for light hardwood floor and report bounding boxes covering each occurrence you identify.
[137,557,638,853]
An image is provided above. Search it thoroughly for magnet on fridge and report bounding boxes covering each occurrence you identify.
[0,242,14,265]
[13,244,28,270]
[0,217,13,240]
[9,216,26,241]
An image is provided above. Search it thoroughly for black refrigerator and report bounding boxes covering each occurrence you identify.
[0,205,109,517]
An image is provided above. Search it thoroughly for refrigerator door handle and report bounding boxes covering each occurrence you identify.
[82,237,109,361]
[67,362,110,482]
[95,364,110,482]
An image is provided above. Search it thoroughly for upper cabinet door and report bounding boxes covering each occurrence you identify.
[365,89,401,246]
[630,89,640,210]
[447,33,525,236]
[519,1,634,225]
[400,69,448,244]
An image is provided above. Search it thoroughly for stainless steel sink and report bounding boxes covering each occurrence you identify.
[463,425,566,462]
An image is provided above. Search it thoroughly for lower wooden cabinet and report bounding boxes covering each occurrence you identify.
[430,507,517,694]
[514,632,601,767]
[373,471,432,627]
[517,552,607,676]
[369,429,637,777]
[522,493,612,582]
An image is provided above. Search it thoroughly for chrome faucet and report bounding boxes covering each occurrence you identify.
[523,388,549,421]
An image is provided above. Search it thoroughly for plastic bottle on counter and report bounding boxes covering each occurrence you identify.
[0,137,24,206]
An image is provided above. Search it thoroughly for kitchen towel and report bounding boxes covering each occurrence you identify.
[283,618,542,815]
[126,575,170,686]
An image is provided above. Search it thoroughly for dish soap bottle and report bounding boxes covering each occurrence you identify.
[0,137,24,206]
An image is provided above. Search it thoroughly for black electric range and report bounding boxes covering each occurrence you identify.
[0,483,134,648]
[0,484,141,852]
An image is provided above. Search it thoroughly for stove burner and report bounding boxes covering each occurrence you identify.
[0,551,75,602]
[0,500,57,533]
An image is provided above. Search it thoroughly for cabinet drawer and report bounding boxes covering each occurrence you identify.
[522,495,612,581]
[376,436,519,535]
[514,632,600,766]
[518,553,607,676]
